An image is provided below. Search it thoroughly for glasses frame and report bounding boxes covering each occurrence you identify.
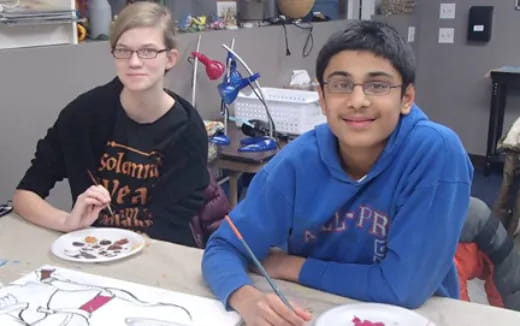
[323,79,402,96]
[111,47,170,60]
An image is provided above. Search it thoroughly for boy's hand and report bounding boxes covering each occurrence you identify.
[230,285,312,326]
[262,251,306,282]
[63,185,111,231]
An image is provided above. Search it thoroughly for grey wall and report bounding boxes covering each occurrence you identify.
[373,14,420,55]
[0,20,346,208]
[411,0,520,155]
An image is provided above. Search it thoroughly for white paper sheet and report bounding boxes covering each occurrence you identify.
[0,265,241,326]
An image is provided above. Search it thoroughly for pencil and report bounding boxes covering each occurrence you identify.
[86,169,115,217]
[224,215,295,311]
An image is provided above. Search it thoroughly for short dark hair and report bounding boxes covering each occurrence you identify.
[316,20,415,94]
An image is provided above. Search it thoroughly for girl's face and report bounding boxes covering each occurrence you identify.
[113,26,178,92]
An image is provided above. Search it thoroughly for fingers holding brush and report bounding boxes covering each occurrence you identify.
[86,169,115,217]
[87,185,112,209]
[230,285,311,326]
[65,185,112,231]
[264,293,312,326]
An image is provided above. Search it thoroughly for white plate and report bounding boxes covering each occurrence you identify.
[51,228,145,263]
[315,303,436,326]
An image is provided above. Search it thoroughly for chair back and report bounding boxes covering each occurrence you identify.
[190,171,231,248]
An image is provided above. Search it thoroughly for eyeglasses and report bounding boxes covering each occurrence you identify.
[323,77,402,96]
[111,47,169,59]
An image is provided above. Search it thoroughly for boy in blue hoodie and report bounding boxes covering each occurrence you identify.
[202,20,473,326]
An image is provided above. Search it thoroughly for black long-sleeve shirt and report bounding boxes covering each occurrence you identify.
[17,77,209,246]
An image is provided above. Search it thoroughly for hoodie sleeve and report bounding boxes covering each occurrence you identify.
[299,127,473,309]
[17,110,69,198]
[202,165,294,309]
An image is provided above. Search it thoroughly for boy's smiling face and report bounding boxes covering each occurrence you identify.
[319,50,415,162]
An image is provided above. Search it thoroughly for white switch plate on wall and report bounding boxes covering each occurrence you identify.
[408,26,415,43]
[440,3,456,19]
[438,27,455,43]
[217,1,237,18]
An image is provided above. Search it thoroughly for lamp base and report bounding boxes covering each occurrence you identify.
[210,132,231,145]
[239,136,277,152]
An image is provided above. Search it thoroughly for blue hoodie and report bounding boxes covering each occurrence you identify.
[202,105,473,309]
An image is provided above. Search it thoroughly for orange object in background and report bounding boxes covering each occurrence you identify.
[277,0,315,19]
[77,23,87,42]
[454,242,504,307]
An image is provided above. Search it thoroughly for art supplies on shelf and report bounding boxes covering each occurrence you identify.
[0,0,78,49]
[0,9,78,25]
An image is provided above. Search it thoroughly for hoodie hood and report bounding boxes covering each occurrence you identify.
[316,104,428,182]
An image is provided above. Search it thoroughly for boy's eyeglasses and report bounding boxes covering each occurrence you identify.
[323,78,401,96]
[111,47,169,59]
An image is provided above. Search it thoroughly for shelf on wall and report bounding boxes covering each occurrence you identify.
[0,0,77,49]
[0,22,77,49]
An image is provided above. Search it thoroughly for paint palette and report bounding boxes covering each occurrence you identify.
[51,228,145,263]
[315,303,436,326]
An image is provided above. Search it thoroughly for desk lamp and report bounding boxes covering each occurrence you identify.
[187,36,229,145]
[214,58,260,146]
[191,34,202,107]
[218,44,277,152]
[207,39,236,146]
[191,52,225,80]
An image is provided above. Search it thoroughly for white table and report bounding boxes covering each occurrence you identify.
[1,213,520,325]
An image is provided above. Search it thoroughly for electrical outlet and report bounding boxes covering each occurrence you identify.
[217,1,237,18]
[438,27,454,44]
[440,3,456,19]
[407,26,415,43]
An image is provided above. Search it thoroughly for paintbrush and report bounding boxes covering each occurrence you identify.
[224,215,295,311]
[86,169,115,217]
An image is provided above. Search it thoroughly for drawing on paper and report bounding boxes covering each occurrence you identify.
[0,265,241,326]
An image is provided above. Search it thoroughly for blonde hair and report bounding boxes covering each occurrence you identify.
[110,1,176,49]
